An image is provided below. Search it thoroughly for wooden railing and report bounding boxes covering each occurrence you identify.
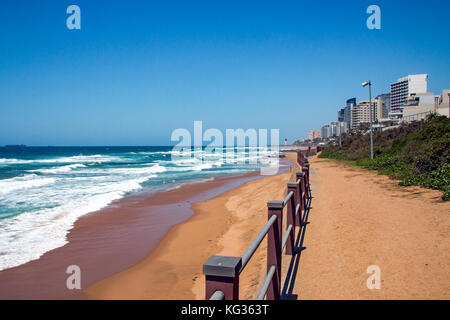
[202,151,311,300]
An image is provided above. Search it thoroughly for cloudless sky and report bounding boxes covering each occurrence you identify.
[1,0,449,145]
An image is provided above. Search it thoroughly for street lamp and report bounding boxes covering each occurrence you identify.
[362,81,374,160]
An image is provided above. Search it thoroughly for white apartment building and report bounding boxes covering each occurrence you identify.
[330,121,347,137]
[350,99,386,129]
[390,74,428,117]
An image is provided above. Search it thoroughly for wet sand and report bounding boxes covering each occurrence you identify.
[0,171,274,299]
[292,156,450,299]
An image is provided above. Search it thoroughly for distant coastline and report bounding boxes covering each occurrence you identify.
[4,144,27,148]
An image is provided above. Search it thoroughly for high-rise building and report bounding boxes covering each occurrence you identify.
[390,74,428,117]
[338,108,345,122]
[376,93,391,116]
[336,121,347,136]
[321,125,331,139]
[330,122,338,136]
[351,99,385,129]
[344,98,356,129]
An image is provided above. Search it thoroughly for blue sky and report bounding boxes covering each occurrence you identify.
[1,0,449,146]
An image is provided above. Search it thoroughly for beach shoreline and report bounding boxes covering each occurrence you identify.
[85,152,298,299]
[0,159,293,299]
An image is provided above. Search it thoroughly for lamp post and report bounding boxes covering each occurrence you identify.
[362,81,374,160]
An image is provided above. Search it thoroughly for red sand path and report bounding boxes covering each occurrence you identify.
[292,157,450,299]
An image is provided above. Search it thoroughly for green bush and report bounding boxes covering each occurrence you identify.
[319,115,450,201]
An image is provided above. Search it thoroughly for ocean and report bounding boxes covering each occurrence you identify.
[0,146,280,271]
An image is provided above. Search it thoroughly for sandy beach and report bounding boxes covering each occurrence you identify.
[0,169,281,299]
[86,153,298,299]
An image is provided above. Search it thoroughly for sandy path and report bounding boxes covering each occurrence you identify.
[293,156,450,299]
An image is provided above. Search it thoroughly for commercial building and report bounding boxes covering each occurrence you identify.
[390,74,428,117]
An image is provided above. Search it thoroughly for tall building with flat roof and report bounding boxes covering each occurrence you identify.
[338,108,345,122]
[376,93,391,115]
[390,74,428,116]
[351,99,385,129]
[321,125,331,139]
[344,98,356,129]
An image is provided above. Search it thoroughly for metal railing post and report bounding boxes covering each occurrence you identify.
[266,200,283,300]
[203,256,242,300]
[290,180,300,227]
[297,151,304,166]
[286,182,298,255]
[302,166,310,200]
[296,172,306,219]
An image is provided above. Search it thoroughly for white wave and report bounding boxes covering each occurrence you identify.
[108,164,167,175]
[0,175,56,195]
[191,163,213,171]
[0,155,123,165]
[0,175,154,271]
[0,148,274,271]
[136,151,172,155]
[28,163,86,174]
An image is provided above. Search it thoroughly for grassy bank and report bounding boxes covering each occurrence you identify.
[319,115,450,201]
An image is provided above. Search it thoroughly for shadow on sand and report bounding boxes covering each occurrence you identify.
[280,191,313,300]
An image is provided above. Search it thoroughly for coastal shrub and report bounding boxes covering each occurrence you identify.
[319,115,450,201]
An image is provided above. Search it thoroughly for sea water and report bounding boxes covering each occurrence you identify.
[0,146,280,270]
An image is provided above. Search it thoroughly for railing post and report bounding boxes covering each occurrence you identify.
[297,151,304,166]
[296,172,306,222]
[302,166,310,201]
[203,256,242,300]
[267,200,283,300]
[286,182,298,255]
[305,163,310,192]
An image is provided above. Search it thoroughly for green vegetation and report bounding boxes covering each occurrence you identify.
[319,115,450,201]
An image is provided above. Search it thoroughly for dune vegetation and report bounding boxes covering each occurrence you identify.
[319,115,450,201]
